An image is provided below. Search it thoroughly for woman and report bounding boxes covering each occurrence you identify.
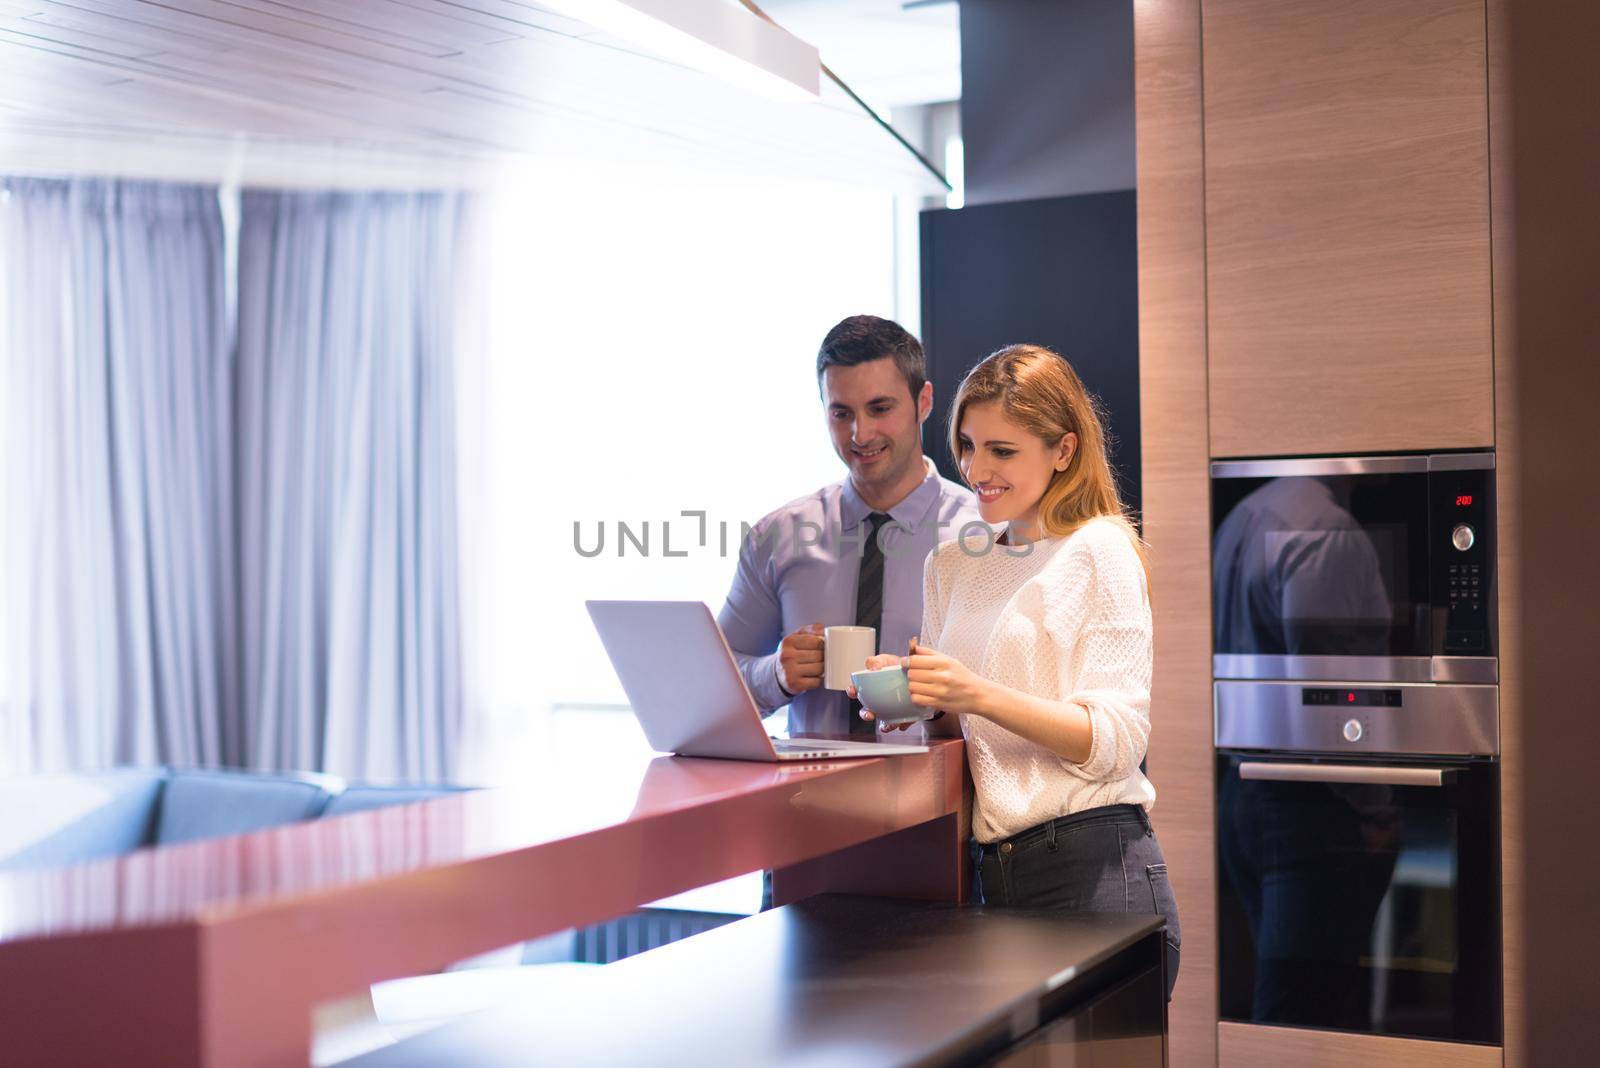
[851,344,1181,997]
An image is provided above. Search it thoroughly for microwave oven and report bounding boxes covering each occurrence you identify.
[1211,452,1495,684]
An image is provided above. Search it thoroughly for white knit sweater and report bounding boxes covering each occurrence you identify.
[922,516,1157,843]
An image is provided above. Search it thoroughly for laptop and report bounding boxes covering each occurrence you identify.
[586,600,929,761]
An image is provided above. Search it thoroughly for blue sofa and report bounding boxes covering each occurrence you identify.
[0,766,476,873]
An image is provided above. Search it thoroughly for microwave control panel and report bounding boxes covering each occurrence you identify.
[1433,465,1495,655]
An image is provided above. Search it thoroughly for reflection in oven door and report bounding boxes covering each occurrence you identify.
[1216,754,1501,1044]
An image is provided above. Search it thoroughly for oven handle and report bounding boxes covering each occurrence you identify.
[1238,762,1458,787]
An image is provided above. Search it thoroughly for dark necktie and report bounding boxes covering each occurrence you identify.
[848,512,892,735]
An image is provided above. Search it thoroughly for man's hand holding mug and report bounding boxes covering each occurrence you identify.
[776,624,826,696]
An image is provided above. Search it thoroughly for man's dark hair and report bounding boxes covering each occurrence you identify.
[816,315,927,400]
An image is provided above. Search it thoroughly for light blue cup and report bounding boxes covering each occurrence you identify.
[850,665,923,724]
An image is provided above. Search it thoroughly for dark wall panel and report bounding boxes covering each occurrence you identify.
[960,0,1136,205]
[919,190,1140,521]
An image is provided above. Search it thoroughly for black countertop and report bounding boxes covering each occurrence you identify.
[345,895,1164,1067]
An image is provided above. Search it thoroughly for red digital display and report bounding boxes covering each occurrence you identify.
[1456,494,1474,506]
[1304,687,1403,707]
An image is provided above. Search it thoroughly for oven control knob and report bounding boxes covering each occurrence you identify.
[1451,523,1476,552]
[1343,719,1364,743]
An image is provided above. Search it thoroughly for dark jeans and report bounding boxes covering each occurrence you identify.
[973,804,1182,1000]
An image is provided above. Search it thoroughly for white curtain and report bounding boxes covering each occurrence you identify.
[0,179,235,774]
[235,190,464,781]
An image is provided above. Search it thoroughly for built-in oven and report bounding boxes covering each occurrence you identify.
[1211,452,1495,683]
[1215,681,1501,1045]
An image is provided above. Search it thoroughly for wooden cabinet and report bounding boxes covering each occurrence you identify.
[1218,1022,1503,1066]
[1202,0,1493,457]
[1135,1,1217,1064]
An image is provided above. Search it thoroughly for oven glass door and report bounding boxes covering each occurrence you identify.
[1216,754,1500,1043]
[1212,467,1430,661]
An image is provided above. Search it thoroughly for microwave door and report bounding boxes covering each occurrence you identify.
[1212,460,1433,677]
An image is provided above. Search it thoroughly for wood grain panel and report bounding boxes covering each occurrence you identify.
[1219,1022,1501,1067]
[1134,2,1215,1065]
[261,0,522,50]
[1484,1,1519,1061]
[1496,2,1600,1062]
[1202,0,1493,457]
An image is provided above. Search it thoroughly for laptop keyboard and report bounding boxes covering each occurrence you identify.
[771,737,871,752]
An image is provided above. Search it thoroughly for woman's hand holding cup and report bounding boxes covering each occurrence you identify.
[845,651,905,698]
[850,638,922,732]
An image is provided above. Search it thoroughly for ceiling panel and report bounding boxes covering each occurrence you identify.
[259,0,521,50]
[0,0,948,192]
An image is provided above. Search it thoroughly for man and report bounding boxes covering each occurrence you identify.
[718,315,984,739]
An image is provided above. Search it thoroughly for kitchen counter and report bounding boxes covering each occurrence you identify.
[342,894,1167,1067]
[0,737,967,1066]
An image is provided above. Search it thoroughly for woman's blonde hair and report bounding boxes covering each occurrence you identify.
[949,344,1149,579]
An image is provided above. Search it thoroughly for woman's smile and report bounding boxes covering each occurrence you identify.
[976,484,1009,503]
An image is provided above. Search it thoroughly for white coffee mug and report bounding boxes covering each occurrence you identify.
[823,626,877,690]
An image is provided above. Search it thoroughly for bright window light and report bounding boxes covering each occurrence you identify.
[945,137,965,209]
[458,163,899,787]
